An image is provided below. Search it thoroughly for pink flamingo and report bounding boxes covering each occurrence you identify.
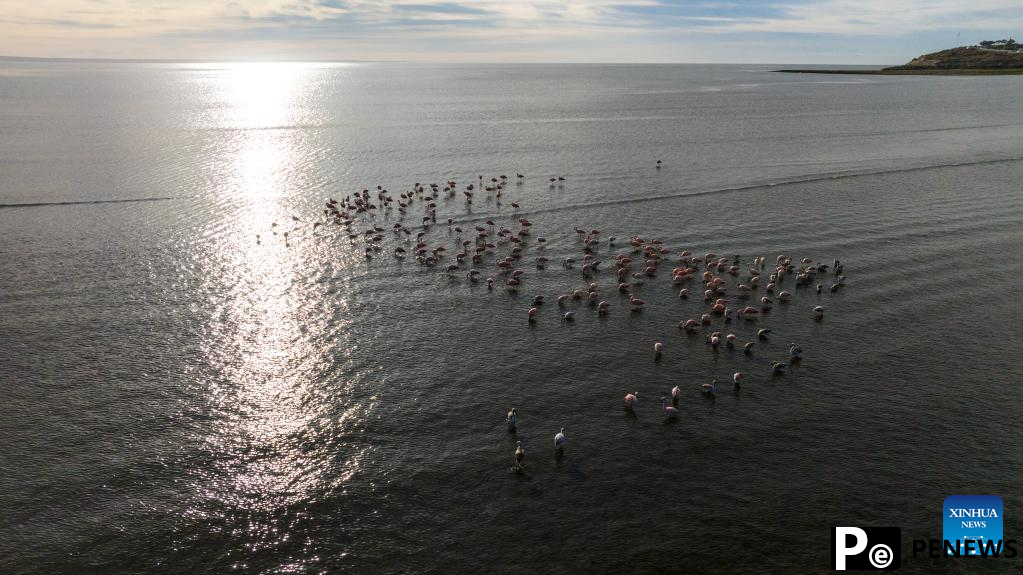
[624,392,638,410]
[738,306,759,320]
[661,397,680,419]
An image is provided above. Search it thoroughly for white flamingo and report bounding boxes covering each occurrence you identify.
[554,428,566,451]
[789,343,802,359]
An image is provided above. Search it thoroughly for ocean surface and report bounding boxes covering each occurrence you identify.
[1,61,1022,574]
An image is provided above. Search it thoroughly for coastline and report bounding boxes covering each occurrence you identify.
[775,68,1023,75]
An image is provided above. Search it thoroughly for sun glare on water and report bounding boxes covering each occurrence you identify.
[186,62,366,522]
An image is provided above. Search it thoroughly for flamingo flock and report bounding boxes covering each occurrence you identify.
[256,169,848,469]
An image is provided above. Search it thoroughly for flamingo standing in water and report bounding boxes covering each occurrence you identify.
[554,428,566,452]
[738,306,759,320]
[733,372,743,388]
[701,380,717,394]
[661,397,680,419]
[671,385,681,405]
[813,306,824,319]
[506,408,517,431]
[654,341,664,357]
[624,392,638,410]
[789,343,803,359]
[514,441,525,467]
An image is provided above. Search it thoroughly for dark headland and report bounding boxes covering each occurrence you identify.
[776,41,1023,75]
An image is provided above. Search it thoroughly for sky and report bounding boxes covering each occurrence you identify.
[1,0,1021,63]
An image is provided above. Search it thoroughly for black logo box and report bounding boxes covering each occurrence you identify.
[832,527,902,570]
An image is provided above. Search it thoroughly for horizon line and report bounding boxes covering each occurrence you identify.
[0,55,893,66]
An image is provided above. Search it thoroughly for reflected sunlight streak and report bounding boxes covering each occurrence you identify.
[194,63,366,519]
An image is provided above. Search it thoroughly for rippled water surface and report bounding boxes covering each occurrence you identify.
[2,62,1022,573]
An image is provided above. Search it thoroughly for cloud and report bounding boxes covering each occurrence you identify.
[392,3,495,15]
[721,0,1023,35]
[1,1,1021,61]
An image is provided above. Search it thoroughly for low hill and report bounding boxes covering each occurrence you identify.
[885,46,1023,70]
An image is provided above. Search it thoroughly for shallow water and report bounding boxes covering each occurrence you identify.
[1,62,1022,573]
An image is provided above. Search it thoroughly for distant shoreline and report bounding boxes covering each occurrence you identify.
[775,68,1023,76]
[777,45,1023,76]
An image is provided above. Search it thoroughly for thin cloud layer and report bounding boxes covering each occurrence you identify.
[2,1,1021,62]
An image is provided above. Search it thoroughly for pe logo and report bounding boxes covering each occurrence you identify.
[832,527,901,570]
[944,495,1003,555]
